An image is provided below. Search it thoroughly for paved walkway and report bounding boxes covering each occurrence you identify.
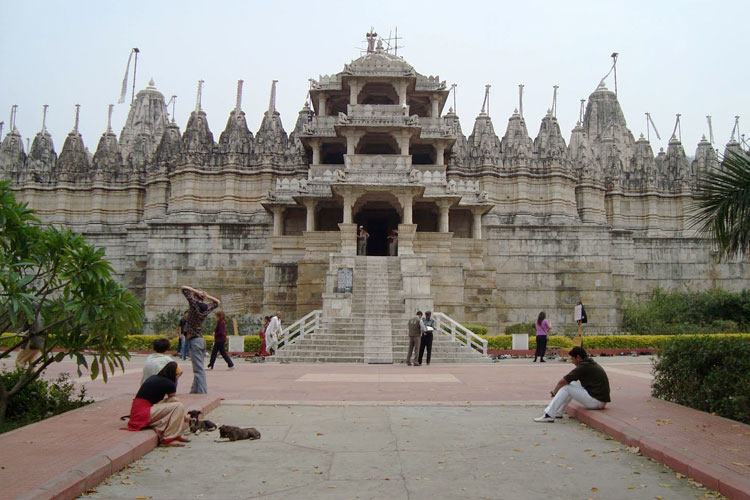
[0,354,748,499]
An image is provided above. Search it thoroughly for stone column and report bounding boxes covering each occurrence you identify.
[435,144,445,166]
[437,200,451,232]
[431,95,439,118]
[398,81,408,107]
[471,208,483,240]
[399,194,413,224]
[311,139,321,165]
[304,199,316,231]
[342,191,354,224]
[396,131,410,156]
[345,131,364,155]
[271,206,285,236]
[318,95,327,117]
[349,80,359,105]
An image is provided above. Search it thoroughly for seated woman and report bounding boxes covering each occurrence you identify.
[126,361,190,446]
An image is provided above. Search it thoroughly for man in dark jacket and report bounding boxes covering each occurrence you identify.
[534,347,611,422]
[406,311,424,366]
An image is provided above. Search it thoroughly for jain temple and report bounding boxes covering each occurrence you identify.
[1,33,748,361]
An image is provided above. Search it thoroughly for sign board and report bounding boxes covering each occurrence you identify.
[574,304,583,322]
[221,293,245,316]
[228,335,244,353]
[336,267,353,293]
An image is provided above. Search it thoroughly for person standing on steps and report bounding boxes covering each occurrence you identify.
[533,346,610,422]
[181,285,220,394]
[265,311,284,355]
[208,311,234,370]
[418,311,436,365]
[406,310,425,366]
[534,311,552,362]
[387,229,398,256]
[357,225,369,256]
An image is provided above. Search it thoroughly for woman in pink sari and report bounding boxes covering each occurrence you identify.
[256,316,271,357]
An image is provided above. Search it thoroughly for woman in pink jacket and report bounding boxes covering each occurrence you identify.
[534,311,552,363]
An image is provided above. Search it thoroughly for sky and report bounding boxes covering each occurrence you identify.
[1,0,747,158]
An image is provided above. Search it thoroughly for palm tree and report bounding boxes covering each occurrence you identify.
[690,150,750,260]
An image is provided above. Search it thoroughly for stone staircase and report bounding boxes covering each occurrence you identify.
[272,256,490,364]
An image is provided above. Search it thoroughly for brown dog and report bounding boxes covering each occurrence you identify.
[217,424,261,441]
[187,410,217,434]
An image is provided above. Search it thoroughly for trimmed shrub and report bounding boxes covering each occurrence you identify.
[505,323,535,335]
[122,334,262,353]
[652,336,750,424]
[0,371,92,433]
[480,335,572,350]
[463,323,488,336]
[623,288,750,334]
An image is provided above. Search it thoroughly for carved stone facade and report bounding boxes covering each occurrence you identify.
[2,36,748,333]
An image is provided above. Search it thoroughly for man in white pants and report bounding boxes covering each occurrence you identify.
[534,346,610,422]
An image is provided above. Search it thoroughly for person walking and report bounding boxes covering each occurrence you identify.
[534,311,552,362]
[406,311,425,365]
[177,311,189,360]
[533,347,611,422]
[15,319,43,369]
[265,311,283,355]
[418,311,436,365]
[180,285,220,394]
[208,311,234,370]
[125,361,190,447]
[357,226,369,256]
[256,316,271,357]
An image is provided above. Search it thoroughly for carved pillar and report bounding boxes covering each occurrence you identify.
[339,222,357,256]
[311,139,321,165]
[349,80,359,105]
[303,199,316,231]
[431,95,439,118]
[471,208,483,240]
[342,191,354,224]
[395,131,410,156]
[345,131,364,155]
[271,206,285,236]
[436,144,445,166]
[318,95,328,117]
[399,194,413,224]
[398,81,408,107]
[437,200,451,232]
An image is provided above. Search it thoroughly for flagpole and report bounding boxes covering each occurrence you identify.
[131,48,140,104]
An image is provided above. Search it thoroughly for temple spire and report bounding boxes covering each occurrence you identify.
[268,80,278,114]
[518,84,524,118]
[235,80,244,111]
[10,105,18,132]
[195,80,204,113]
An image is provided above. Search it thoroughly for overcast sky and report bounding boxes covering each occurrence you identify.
[1,0,746,158]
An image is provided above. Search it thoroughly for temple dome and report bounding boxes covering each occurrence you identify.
[345,51,415,77]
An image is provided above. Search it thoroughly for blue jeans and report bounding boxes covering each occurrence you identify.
[180,335,189,360]
[189,337,207,394]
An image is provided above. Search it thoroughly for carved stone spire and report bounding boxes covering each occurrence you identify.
[288,101,313,160]
[444,107,468,168]
[568,120,602,184]
[182,107,214,158]
[0,106,26,182]
[57,105,91,183]
[465,106,502,168]
[119,79,169,167]
[254,80,288,158]
[630,133,657,190]
[499,109,533,164]
[27,105,57,184]
[534,110,568,162]
[93,105,123,182]
[218,91,253,163]
[692,135,719,183]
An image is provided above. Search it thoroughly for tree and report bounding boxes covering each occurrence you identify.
[0,181,142,424]
[691,150,750,260]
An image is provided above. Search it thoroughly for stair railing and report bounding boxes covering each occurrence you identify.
[433,312,488,355]
[278,310,321,349]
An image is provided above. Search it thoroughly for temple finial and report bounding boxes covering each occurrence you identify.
[42,104,49,133]
[195,80,204,113]
[268,80,278,114]
[106,104,114,133]
[518,84,524,119]
[74,104,81,133]
[10,105,18,132]
[0,121,4,137]
[235,80,244,111]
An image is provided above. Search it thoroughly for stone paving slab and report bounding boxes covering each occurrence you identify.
[81,405,718,500]
[0,393,219,500]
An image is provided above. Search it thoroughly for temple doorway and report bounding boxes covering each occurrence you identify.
[354,202,401,256]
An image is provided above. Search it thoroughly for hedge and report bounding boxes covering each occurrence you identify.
[479,333,750,350]
[119,335,262,353]
[652,335,750,424]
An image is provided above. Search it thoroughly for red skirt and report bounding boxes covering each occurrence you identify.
[126,398,152,431]
[257,331,269,357]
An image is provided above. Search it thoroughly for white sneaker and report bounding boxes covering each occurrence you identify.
[533,414,555,423]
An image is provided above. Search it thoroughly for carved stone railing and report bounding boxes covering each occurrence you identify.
[278,309,321,349]
[304,116,338,137]
[344,154,412,170]
[347,104,407,117]
[433,312,488,355]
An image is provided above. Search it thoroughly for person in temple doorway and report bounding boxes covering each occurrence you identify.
[387,229,398,256]
[357,226,370,256]
[419,311,436,365]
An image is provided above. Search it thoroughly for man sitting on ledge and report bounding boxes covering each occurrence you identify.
[534,346,611,422]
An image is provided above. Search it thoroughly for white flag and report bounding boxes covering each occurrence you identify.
[118,50,135,104]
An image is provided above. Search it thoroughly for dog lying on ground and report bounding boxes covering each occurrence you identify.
[187,410,217,434]
[216,424,261,441]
